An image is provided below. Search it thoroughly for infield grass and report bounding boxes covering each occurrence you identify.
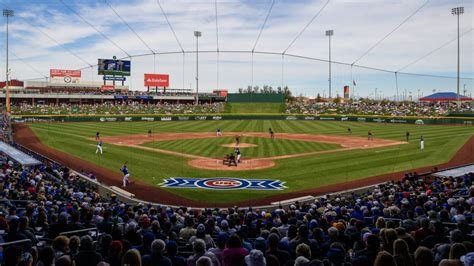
[28,120,474,204]
[141,136,341,158]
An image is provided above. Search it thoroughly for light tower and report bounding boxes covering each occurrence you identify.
[325,30,333,98]
[3,9,13,113]
[451,6,464,106]
[194,31,202,105]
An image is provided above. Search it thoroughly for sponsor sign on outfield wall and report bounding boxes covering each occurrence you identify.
[160,177,287,190]
[11,115,471,125]
[144,74,169,87]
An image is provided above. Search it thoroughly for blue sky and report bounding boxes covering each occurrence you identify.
[0,0,472,98]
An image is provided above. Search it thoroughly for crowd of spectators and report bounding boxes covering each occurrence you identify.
[6,100,473,117]
[1,146,473,266]
[0,113,11,142]
[9,102,225,116]
[285,101,473,117]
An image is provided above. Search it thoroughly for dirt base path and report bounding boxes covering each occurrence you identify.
[101,132,406,149]
[13,123,474,207]
[188,158,275,171]
[221,143,257,148]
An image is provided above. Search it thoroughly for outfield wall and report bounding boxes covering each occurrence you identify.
[11,113,474,125]
[227,93,285,103]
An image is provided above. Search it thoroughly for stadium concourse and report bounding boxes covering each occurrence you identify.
[0,138,474,266]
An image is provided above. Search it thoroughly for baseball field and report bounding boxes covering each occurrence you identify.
[15,120,474,206]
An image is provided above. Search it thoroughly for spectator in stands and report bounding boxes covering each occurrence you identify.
[74,235,103,266]
[121,249,142,266]
[439,242,467,266]
[166,240,186,266]
[374,251,397,266]
[266,233,290,265]
[187,239,220,266]
[223,234,248,266]
[189,223,215,249]
[180,217,197,241]
[142,239,171,266]
[393,239,414,266]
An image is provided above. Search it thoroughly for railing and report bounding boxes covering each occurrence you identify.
[0,239,31,248]
[59,227,99,239]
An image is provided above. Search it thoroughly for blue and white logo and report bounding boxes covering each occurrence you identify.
[160,177,287,190]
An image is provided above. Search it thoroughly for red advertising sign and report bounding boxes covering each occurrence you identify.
[101,85,115,91]
[50,69,82,78]
[144,74,169,87]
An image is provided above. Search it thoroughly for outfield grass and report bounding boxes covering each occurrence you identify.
[29,120,473,204]
[224,102,284,113]
[141,136,341,158]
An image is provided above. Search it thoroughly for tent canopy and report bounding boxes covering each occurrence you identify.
[419,92,472,102]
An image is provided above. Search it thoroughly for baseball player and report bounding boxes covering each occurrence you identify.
[347,128,352,134]
[96,132,100,140]
[235,148,241,163]
[235,135,240,146]
[216,128,222,137]
[148,129,152,137]
[420,136,424,150]
[228,153,237,167]
[95,140,103,154]
[268,128,275,139]
[121,162,130,187]
[406,131,410,141]
[368,131,373,140]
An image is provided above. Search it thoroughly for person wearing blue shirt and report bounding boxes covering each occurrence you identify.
[121,163,130,187]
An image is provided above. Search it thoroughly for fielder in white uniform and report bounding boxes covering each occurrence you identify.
[420,136,424,150]
[216,128,222,137]
[96,140,103,154]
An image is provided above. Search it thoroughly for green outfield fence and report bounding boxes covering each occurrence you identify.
[11,113,474,125]
[226,93,285,103]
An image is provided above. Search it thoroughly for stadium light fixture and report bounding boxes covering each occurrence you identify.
[3,9,13,113]
[325,30,333,99]
[451,7,463,106]
[194,31,202,105]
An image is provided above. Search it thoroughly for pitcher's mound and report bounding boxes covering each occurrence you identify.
[188,158,274,171]
[221,143,257,148]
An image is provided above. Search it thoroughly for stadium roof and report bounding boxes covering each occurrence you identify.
[419,92,472,102]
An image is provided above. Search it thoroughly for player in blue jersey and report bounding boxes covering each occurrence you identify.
[235,147,241,163]
[121,162,130,187]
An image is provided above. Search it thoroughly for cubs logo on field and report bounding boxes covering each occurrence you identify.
[160,177,287,190]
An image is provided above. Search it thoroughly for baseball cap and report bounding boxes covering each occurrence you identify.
[197,223,205,233]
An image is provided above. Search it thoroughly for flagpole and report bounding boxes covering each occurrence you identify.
[350,64,354,99]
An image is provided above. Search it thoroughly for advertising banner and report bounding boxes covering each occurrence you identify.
[144,74,169,87]
[50,69,81,84]
[101,85,115,91]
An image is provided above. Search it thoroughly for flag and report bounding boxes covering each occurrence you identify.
[353,80,356,86]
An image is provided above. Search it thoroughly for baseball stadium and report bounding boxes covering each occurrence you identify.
[0,1,473,265]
